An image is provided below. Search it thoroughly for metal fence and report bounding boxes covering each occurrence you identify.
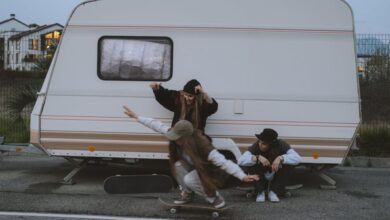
[356,34,390,124]
[0,74,44,143]
[1,33,390,143]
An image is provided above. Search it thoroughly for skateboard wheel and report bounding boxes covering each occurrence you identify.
[170,208,177,214]
[212,211,219,218]
[246,192,253,198]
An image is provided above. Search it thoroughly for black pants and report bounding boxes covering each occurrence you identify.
[247,164,294,196]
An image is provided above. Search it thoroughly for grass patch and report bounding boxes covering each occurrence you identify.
[356,123,390,157]
[0,118,30,143]
[0,72,44,143]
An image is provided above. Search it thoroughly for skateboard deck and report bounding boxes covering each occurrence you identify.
[104,174,173,194]
[159,197,229,218]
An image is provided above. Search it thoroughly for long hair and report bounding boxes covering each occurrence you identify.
[179,131,218,196]
[179,91,204,129]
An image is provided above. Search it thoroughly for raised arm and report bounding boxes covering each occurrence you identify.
[123,105,170,135]
[150,82,178,112]
[196,85,218,116]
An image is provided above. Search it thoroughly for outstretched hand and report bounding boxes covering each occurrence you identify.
[242,175,260,182]
[123,106,138,119]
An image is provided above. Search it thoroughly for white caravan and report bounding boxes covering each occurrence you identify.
[30,0,360,169]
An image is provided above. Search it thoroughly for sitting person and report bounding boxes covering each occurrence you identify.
[123,106,259,209]
[238,128,301,203]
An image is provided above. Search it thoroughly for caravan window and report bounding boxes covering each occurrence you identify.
[98,37,173,81]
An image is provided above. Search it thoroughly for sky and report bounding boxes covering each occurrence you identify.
[0,0,389,34]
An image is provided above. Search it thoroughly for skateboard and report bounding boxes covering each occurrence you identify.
[103,174,173,194]
[159,197,229,218]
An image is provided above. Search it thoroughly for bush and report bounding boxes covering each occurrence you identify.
[0,69,46,79]
[0,118,29,143]
[356,124,390,157]
[0,71,45,143]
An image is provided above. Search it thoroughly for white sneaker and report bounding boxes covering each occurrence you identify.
[268,190,280,203]
[256,191,265,203]
[212,194,226,209]
[174,191,194,204]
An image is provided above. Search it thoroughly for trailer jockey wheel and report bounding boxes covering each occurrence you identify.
[170,207,177,214]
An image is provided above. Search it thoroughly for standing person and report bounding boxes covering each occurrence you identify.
[123,106,259,208]
[238,128,301,203]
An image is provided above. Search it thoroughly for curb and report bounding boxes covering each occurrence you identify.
[344,156,390,168]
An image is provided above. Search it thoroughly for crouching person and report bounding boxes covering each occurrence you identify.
[238,128,301,203]
[123,106,259,209]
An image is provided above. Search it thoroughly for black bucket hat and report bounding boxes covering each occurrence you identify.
[255,128,278,144]
[183,79,201,95]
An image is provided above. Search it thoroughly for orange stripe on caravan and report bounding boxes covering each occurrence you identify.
[40,131,351,146]
[42,143,345,158]
[67,24,353,34]
[39,131,350,158]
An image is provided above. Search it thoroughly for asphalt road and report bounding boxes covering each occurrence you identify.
[0,153,389,220]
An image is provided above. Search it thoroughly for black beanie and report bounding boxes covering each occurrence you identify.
[255,128,278,144]
[183,79,201,95]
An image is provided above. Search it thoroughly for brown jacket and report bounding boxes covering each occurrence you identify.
[178,130,229,196]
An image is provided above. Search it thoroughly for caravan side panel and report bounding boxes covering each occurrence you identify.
[36,0,359,164]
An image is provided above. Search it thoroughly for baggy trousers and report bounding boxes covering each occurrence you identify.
[247,164,294,196]
[174,160,216,202]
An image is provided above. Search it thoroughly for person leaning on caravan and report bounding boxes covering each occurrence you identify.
[123,106,259,209]
[149,79,217,131]
[238,128,301,203]
[150,79,219,197]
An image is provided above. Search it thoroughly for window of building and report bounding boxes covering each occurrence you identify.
[15,53,19,64]
[44,31,61,49]
[98,37,173,81]
[29,39,39,50]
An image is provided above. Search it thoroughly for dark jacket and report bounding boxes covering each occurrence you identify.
[183,130,229,195]
[153,85,218,131]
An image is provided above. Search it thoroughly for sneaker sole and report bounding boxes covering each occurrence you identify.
[214,201,226,209]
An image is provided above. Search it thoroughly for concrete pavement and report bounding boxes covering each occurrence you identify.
[0,153,389,220]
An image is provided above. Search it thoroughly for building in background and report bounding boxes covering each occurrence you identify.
[0,14,63,71]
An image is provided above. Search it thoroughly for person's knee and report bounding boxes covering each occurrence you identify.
[183,174,193,187]
[175,161,183,167]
